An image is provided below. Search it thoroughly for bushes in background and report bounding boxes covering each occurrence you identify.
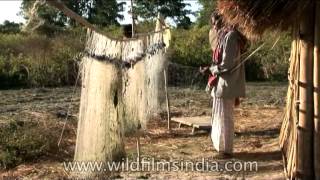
[245,33,291,81]
[0,25,291,89]
[0,24,157,89]
[170,25,212,67]
[0,28,86,88]
[169,27,291,81]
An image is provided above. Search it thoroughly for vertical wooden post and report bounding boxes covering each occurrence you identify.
[136,136,141,165]
[164,69,171,131]
[314,1,320,179]
[131,0,135,37]
[297,1,315,179]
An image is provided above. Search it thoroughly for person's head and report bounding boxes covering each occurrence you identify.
[123,24,133,38]
[210,12,223,31]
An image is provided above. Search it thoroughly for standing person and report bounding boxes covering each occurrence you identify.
[200,12,224,92]
[209,12,222,51]
[209,17,247,156]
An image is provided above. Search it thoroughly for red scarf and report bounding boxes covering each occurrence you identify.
[207,29,229,88]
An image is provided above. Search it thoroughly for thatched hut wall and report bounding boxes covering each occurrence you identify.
[217,0,318,179]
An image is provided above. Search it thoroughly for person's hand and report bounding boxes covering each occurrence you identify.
[199,66,209,74]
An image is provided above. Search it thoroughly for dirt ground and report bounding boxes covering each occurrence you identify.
[0,82,288,179]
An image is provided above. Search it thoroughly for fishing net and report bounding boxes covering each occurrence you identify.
[84,27,170,134]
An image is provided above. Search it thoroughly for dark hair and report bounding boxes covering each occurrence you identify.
[211,12,221,21]
[123,24,133,38]
[210,11,223,28]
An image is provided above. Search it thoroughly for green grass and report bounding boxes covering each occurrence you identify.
[0,119,59,169]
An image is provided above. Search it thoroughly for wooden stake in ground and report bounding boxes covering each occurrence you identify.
[136,134,141,168]
[164,69,171,131]
[314,1,320,179]
[130,0,135,37]
[297,1,315,179]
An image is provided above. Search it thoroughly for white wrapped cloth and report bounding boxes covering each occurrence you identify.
[211,97,235,154]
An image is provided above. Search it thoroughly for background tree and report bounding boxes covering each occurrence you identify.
[196,0,216,27]
[0,21,21,34]
[21,0,71,27]
[20,0,125,33]
[133,0,193,28]
[88,0,125,26]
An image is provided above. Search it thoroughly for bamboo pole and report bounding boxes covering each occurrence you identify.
[136,136,141,165]
[280,30,301,178]
[46,0,132,41]
[131,0,135,37]
[296,1,315,179]
[164,69,171,131]
[293,29,301,179]
[314,1,320,179]
[46,0,97,31]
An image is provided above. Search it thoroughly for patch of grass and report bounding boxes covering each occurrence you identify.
[0,29,85,88]
[244,82,288,107]
[0,118,62,169]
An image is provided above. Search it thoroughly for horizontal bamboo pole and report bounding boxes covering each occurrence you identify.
[46,0,97,31]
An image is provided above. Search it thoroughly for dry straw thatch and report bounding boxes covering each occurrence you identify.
[217,0,312,40]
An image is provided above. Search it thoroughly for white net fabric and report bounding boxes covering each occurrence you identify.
[83,28,170,134]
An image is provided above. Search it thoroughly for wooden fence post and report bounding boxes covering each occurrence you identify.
[314,1,320,179]
[164,69,171,131]
[297,1,315,179]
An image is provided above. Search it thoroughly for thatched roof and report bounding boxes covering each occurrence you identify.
[217,0,312,40]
